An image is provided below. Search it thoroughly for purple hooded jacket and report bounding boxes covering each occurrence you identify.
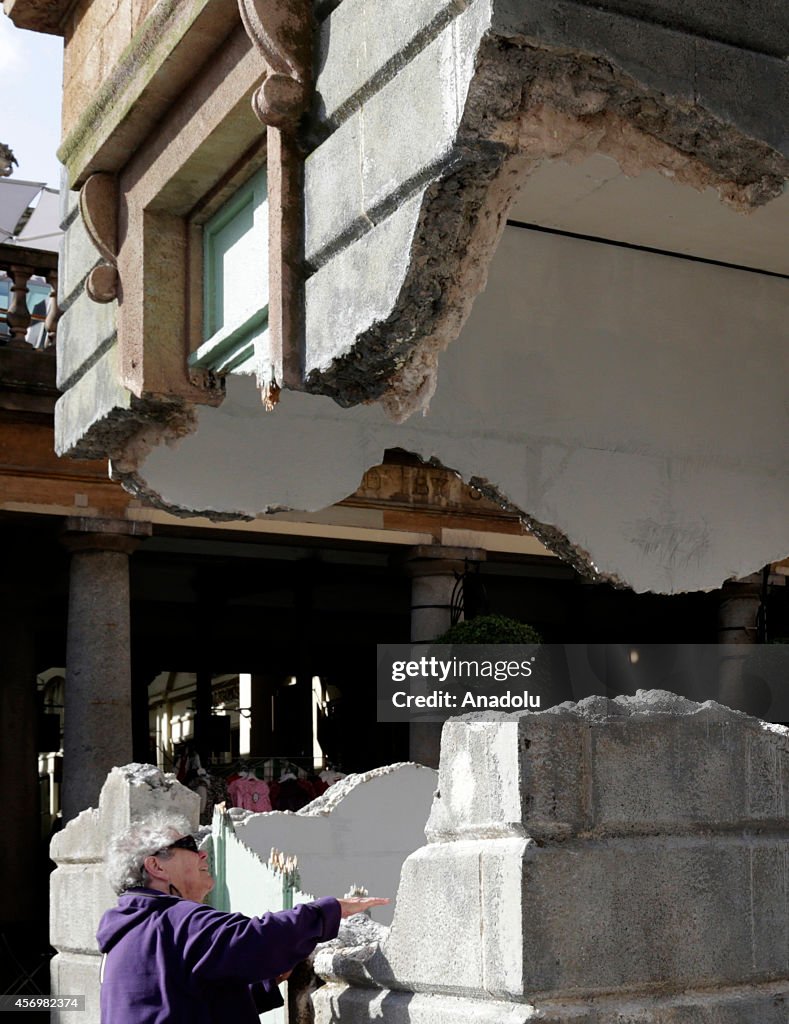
[96,889,341,1024]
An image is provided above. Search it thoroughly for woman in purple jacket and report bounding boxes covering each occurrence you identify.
[97,813,388,1024]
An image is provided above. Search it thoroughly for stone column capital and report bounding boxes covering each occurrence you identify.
[60,517,152,556]
[403,545,487,578]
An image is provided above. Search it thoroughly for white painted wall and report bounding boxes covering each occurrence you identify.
[225,764,437,926]
[136,223,789,594]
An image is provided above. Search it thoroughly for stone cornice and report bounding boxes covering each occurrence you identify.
[57,0,243,188]
[3,0,76,36]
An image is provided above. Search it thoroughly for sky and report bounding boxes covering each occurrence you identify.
[0,14,64,188]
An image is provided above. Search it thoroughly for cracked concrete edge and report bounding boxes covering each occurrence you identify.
[110,463,256,523]
[355,445,622,588]
[62,390,200,465]
[304,34,789,419]
[464,471,625,587]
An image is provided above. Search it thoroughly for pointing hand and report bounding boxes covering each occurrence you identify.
[337,897,390,918]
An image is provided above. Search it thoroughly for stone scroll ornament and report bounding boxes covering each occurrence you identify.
[80,173,119,304]
[238,0,313,410]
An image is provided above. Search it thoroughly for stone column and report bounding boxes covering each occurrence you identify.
[60,519,151,821]
[405,546,485,768]
[717,572,762,713]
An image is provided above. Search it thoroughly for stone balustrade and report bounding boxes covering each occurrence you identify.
[0,242,59,349]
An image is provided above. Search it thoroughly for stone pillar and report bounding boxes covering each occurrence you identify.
[717,572,762,713]
[60,519,151,822]
[405,546,485,768]
[50,765,199,1023]
[0,594,39,929]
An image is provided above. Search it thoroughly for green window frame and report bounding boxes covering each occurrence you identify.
[189,168,269,375]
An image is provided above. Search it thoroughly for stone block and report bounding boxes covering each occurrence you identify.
[427,712,588,840]
[59,212,104,306]
[54,343,131,457]
[51,952,102,1024]
[563,0,789,58]
[50,862,115,953]
[381,834,789,997]
[56,288,118,391]
[305,192,423,372]
[590,716,789,832]
[693,39,789,157]
[358,4,480,216]
[518,837,787,995]
[314,987,538,1024]
[51,807,103,863]
[493,0,788,157]
[427,696,789,841]
[97,764,200,844]
[315,0,461,125]
[59,166,80,228]
[305,0,489,266]
[304,111,365,267]
[494,0,696,101]
[380,841,488,995]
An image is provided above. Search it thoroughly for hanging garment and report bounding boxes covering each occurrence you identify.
[274,777,311,812]
[229,776,272,812]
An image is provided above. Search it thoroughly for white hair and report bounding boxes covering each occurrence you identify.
[105,811,194,895]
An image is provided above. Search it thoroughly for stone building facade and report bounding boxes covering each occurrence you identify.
[5,0,788,595]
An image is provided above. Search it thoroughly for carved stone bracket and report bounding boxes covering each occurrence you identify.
[238,0,313,129]
[80,172,119,303]
[238,0,313,407]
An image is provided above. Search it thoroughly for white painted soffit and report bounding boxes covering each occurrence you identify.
[129,222,789,597]
[509,155,789,276]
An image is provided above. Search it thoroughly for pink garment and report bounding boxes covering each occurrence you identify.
[228,776,272,812]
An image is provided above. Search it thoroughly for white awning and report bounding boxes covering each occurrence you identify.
[0,178,45,243]
[11,186,61,253]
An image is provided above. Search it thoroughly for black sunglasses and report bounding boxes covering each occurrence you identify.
[162,834,199,854]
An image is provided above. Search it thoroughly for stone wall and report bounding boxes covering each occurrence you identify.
[49,765,198,1024]
[60,0,159,140]
[54,176,129,463]
[313,691,789,1022]
[303,0,788,415]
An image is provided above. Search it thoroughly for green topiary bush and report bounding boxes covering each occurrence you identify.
[434,614,541,645]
